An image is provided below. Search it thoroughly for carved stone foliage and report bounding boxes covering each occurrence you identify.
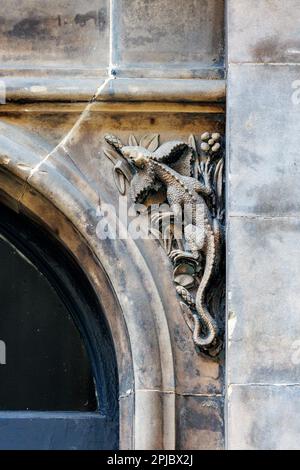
[103,132,225,356]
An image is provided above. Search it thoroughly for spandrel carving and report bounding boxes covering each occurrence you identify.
[104,132,225,356]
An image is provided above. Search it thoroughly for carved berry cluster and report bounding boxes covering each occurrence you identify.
[200,132,221,154]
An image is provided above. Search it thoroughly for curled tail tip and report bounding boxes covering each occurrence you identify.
[179,301,217,349]
[192,312,218,348]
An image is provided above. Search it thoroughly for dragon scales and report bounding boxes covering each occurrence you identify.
[103,132,225,356]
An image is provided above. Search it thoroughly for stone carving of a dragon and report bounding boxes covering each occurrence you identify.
[104,132,224,355]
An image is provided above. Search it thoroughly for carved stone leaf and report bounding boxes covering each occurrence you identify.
[113,167,126,195]
[174,262,195,289]
[162,225,173,255]
[115,160,133,182]
[139,134,159,152]
[128,135,138,146]
[188,134,197,153]
[217,159,224,200]
[214,158,224,201]
[174,274,194,288]
[174,263,195,276]
[103,147,119,164]
[188,134,198,178]
[113,160,133,195]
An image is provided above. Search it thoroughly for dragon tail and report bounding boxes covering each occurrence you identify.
[193,229,218,347]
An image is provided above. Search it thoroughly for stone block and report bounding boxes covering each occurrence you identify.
[228,384,300,449]
[228,64,300,216]
[228,0,300,64]
[176,395,224,450]
[112,0,224,78]
[228,216,300,384]
[0,0,109,69]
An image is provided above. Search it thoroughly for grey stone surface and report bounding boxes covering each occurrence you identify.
[0,0,227,450]
[228,63,300,216]
[228,216,300,385]
[119,394,134,450]
[227,3,300,449]
[228,385,300,449]
[0,77,226,103]
[0,0,109,69]
[112,0,224,78]
[176,395,224,450]
[228,0,300,64]
[0,104,225,448]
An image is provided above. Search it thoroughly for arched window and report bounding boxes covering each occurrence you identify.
[0,204,119,449]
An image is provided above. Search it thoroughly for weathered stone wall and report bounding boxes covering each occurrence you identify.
[0,0,226,450]
[227,0,300,450]
[5,0,299,451]
[0,0,224,78]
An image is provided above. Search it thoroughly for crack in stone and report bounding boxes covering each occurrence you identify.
[119,389,223,398]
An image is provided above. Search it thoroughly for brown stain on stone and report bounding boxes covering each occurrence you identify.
[5,8,107,42]
[74,9,107,32]
[7,17,53,40]
[252,36,300,63]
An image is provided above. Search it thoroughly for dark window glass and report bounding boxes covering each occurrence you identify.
[0,233,97,412]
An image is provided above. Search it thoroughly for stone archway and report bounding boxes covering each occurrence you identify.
[0,121,176,450]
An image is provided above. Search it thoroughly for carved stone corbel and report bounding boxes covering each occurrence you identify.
[104,132,225,356]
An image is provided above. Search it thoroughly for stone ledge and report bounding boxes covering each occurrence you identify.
[0,76,226,103]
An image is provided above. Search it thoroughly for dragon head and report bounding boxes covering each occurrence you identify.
[121,146,153,169]
[104,135,192,203]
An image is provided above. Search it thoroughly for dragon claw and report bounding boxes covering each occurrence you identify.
[151,211,174,226]
[169,249,199,263]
